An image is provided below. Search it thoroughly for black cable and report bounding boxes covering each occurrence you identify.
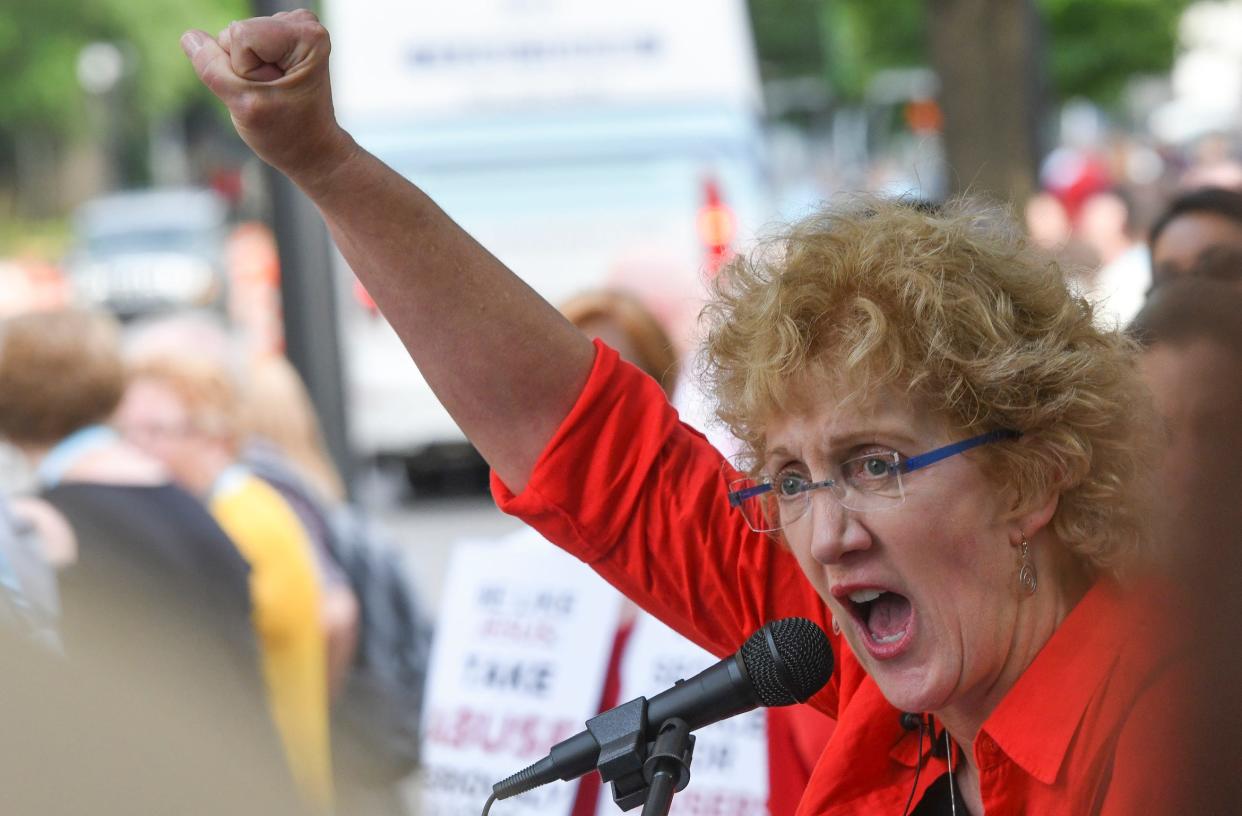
[900,716,927,816]
[481,792,497,816]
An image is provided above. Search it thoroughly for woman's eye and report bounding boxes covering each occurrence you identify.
[776,473,807,497]
[847,455,893,480]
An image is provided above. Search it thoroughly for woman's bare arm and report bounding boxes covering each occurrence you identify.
[181,11,594,492]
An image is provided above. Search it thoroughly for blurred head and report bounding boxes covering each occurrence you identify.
[1149,187,1242,289]
[1023,191,1071,251]
[1161,244,1242,290]
[0,310,125,448]
[114,356,242,495]
[703,195,1157,717]
[241,354,344,502]
[1130,279,1242,542]
[1078,189,1138,263]
[559,289,680,398]
[124,309,240,367]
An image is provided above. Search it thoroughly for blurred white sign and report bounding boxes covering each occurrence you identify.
[326,0,763,120]
[601,614,769,816]
[421,530,624,816]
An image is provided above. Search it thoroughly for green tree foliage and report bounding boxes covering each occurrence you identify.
[1043,0,1193,102]
[0,0,246,136]
[749,0,1191,106]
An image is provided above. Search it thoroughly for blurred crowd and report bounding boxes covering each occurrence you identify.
[1,128,1242,815]
[0,306,430,815]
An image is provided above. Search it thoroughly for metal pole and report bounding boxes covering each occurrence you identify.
[252,0,355,494]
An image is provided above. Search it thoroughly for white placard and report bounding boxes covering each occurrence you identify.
[421,528,625,816]
[600,614,769,815]
[326,0,762,122]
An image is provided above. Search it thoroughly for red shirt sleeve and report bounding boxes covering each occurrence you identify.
[492,340,839,714]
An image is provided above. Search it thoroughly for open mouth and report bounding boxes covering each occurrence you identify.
[844,588,914,652]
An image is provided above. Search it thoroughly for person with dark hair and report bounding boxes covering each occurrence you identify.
[1148,186,1242,290]
[183,15,1184,813]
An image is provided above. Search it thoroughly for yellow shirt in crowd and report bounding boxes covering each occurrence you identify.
[211,470,332,807]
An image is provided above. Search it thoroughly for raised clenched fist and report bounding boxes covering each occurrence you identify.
[180,10,355,187]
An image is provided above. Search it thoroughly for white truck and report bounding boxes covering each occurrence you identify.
[323,0,774,480]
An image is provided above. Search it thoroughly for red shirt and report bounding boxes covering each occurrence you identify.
[493,341,1184,815]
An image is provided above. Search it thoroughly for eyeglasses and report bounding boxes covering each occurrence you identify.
[726,429,1020,533]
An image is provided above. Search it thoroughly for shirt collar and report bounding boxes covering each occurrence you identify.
[977,580,1130,783]
[36,424,118,489]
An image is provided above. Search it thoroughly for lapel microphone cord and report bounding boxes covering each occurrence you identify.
[900,713,928,816]
[945,728,957,816]
[899,713,959,816]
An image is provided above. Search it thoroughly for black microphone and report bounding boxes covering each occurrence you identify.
[492,616,833,801]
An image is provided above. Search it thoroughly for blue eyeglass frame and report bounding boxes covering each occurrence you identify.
[727,428,1021,508]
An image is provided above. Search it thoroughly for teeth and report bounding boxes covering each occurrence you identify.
[873,630,906,644]
[848,589,883,604]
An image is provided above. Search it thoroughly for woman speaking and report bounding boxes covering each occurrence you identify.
[180,13,1182,814]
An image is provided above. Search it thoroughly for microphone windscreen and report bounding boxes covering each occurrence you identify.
[739,617,833,706]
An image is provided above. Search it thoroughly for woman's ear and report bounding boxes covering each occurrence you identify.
[1009,487,1059,540]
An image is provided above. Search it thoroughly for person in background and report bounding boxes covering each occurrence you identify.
[0,309,287,790]
[1148,186,1242,290]
[125,309,362,706]
[241,351,429,816]
[242,354,360,702]
[114,354,332,809]
[1077,190,1150,328]
[0,619,309,816]
[559,288,836,816]
[559,289,675,816]
[1129,278,1242,559]
[1127,276,1242,813]
[0,310,263,688]
[0,493,63,650]
[1153,238,1242,290]
[559,290,681,396]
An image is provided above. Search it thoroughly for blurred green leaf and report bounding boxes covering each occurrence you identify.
[0,0,246,134]
[1042,0,1194,102]
[749,0,1191,106]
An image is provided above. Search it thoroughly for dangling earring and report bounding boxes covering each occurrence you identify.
[1018,537,1038,595]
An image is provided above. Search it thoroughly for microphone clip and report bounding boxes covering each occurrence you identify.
[586,697,697,812]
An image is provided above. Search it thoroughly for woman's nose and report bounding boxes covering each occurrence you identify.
[806,491,872,564]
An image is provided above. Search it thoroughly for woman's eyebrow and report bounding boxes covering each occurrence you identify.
[830,429,920,451]
[763,428,919,463]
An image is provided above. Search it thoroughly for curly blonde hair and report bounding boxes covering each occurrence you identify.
[702,195,1158,576]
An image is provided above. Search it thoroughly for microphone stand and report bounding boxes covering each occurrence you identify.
[640,718,694,816]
